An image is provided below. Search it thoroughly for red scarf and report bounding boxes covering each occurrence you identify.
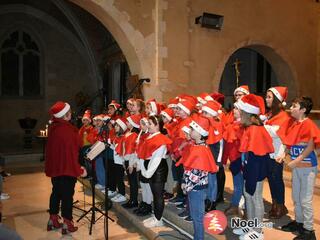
[176,144,218,172]
[239,125,274,156]
[139,133,172,159]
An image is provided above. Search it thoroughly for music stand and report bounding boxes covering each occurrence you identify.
[77,141,114,235]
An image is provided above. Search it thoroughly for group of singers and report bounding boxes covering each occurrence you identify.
[45,85,319,240]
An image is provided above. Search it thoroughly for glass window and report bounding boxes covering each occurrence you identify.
[0,30,41,97]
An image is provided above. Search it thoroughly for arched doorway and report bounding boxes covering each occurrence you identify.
[68,0,144,79]
[218,44,297,109]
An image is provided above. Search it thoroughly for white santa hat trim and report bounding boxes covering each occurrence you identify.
[53,103,70,118]
[197,96,207,105]
[160,111,172,121]
[168,103,177,108]
[268,87,283,102]
[93,115,103,121]
[205,95,214,101]
[82,116,91,122]
[127,116,140,129]
[177,102,191,115]
[116,119,127,131]
[234,86,249,95]
[190,120,209,137]
[202,106,218,117]
[103,115,111,121]
[149,101,158,115]
[234,99,260,115]
[182,126,191,135]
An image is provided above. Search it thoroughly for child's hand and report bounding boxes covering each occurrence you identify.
[275,152,286,163]
[287,160,297,169]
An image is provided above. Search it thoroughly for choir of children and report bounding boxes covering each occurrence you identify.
[77,87,319,240]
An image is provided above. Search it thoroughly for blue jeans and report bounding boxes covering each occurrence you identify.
[231,172,243,206]
[207,173,217,202]
[95,155,105,186]
[188,188,207,240]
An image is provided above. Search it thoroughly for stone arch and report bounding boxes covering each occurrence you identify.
[0,4,99,93]
[69,0,145,79]
[213,40,298,101]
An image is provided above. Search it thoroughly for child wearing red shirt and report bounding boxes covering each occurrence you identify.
[280,96,320,240]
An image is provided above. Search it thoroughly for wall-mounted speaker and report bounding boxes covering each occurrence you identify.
[195,12,224,30]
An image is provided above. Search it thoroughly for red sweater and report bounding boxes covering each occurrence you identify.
[45,118,83,178]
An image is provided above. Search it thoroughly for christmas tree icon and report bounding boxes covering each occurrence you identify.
[208,213,223,232]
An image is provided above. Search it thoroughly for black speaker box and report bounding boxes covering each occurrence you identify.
[195,12,224,30]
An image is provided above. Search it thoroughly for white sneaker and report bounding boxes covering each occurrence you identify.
[108,190,117,198]
[233,227,251,235]
[143,216,154,223]
[95,184,105,190]
[239,230,264,240]
[112,194,126,203]
[144,216,164,228]
[0,193,10,200]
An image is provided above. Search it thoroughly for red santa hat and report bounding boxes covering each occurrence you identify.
[176,99,195,115]
[115,118,128,131]
[234,94,265,115]
[268,86,288,106]
[109,100,121,110]
[127,114,141,129]
[160,108,174,121]
[49,101,70,118]
[234,85,250,96]
[168,97,179,108]
[211,92,225,105]
[201,100,222,117]
[146,99,159,115]
[197,92,214,105]
[82,109,92,122]
[189,114,210,137]
[178,94,198,106]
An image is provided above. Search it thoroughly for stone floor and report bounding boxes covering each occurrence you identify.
[1,172,146,240]
[1,161,320,239]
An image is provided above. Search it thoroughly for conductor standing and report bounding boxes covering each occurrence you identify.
[45,101,87,235]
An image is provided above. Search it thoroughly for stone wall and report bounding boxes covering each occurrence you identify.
[0,13,94,150]
[70,0,320,107]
